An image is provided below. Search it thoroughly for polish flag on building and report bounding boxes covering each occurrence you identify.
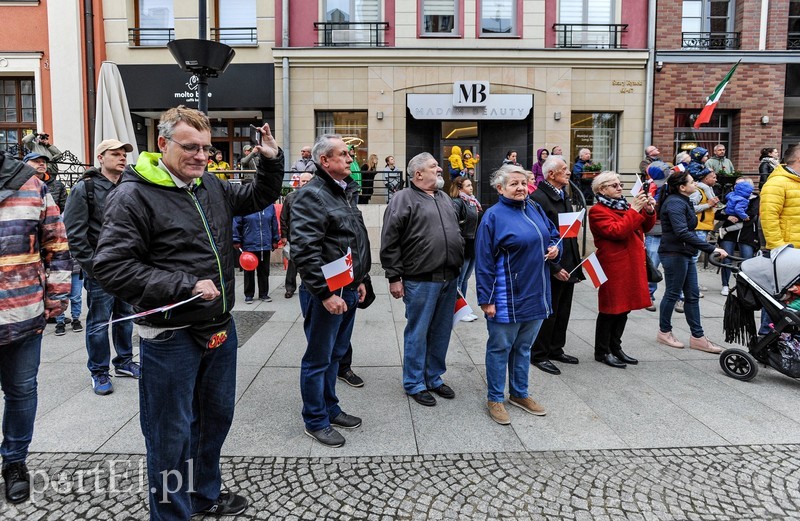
[453,291,473,328]
[693,61,740,130]
[581,252,608,289]
[321,247,353,292]
[558,209,585,239]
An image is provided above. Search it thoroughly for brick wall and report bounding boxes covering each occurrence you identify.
[737,0,761,50]
[767,0,791,49]
[652,63,785,172]
[655,0,683,49]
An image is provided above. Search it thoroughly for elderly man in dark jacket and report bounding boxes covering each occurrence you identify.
[92,107,283,520]
[529,155,584,375]
[381,152,464,408]
[291,134,371,448]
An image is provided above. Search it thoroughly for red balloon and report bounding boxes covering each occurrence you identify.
[239,251,259,271]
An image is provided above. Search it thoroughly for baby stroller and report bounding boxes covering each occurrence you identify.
[711,245,800,381]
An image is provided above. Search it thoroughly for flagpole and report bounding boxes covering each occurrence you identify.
[567,256,589,277]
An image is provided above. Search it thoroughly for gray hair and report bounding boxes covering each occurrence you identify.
[542,155,567,177]
[311,134,342,163]
[579,148,591,157]
[490,163,527,190]
[407,152,435,178]
[675,151,690,164]
[591,171,620,194]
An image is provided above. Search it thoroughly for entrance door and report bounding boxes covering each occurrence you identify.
[441,140,481,200]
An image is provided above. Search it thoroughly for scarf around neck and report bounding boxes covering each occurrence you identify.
[595,193,630,211]
[459,191,482,213]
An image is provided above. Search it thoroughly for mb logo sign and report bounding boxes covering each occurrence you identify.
[453,81,490,107]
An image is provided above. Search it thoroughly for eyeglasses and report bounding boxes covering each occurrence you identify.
[168,138,213,155]
[603,182,623,189]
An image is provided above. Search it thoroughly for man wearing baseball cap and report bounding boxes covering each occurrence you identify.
[62,139,137,396]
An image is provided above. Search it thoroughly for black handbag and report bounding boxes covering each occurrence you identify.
[645,254,663,283]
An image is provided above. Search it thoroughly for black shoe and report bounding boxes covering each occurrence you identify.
[595,353,626,368]
[71,319,83,332]
[284,291,294,298]
[192,491,249,517]
[428,383,455,399]
[613,350,639,365]
[260,295,272,302]
[551,353,579,364]
[54,323,66,336]
[337,370,364,388]
[304,425,345,447]
[532,360,561,375]
[331,411,362,429]
[3,462,30,504]
[409,390,437,407]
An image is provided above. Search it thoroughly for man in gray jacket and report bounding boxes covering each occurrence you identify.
[381,152,464,407]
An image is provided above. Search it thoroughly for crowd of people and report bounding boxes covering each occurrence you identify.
[2,109,799,520]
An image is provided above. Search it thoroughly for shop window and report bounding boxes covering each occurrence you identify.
[681,0,738,49]
[569,112,618,172]
[208,120,256,169]
[213,0,258,46]
[132,0,174,46]
[420,0,459,36]
[315,111,369,165]
[789,0,800,49]
[0,78,36,158]
[673,109,732,161]
[480,0,517,36]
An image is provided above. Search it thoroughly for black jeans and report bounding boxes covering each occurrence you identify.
[243,250,271,299]
[285,258,297,294]
[531,279,575,363]
[594,311,629,357]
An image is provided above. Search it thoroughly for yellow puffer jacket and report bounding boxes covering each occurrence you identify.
[695,189,715,231]
[448,145,464,171]
[760,164,800,249]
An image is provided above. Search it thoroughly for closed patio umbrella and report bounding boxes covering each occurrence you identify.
[94,61,139,163]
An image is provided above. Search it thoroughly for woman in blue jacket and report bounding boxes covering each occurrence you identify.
[475,165,560,426]
[233,204,280,303]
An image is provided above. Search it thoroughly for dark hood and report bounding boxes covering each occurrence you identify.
[536,148,547,163]
[0,151,36,203]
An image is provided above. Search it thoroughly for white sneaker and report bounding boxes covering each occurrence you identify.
[460,314,478,322]
[721,286,730,296]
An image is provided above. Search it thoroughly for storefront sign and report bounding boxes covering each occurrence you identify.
[408,94,532,120]
[453,82,490,107]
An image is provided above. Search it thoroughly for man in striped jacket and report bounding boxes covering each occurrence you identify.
[0,151,71,505]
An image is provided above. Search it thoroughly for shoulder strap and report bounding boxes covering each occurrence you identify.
[82,172,96,217]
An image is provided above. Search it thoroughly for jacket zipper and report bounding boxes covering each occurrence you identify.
[186,190,227,314]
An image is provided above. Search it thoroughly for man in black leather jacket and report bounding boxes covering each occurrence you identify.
[290,134,371,448]
[93,107,283,520]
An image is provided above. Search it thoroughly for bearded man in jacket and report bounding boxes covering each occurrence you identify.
[92,106,283,520]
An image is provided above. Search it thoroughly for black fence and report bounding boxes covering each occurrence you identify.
[313,22,390,47]
[681,31,741,50]
[211,27,258,46]
[552,24,628,49]
[128,27,175,47]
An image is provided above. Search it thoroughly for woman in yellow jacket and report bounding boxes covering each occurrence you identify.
[207,150,231,180]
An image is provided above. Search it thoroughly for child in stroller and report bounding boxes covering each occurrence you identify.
[713,244,800,381]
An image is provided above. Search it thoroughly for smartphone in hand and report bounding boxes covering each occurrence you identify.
[249,124,261,147]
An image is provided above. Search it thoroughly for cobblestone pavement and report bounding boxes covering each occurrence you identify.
[6,444,800,520]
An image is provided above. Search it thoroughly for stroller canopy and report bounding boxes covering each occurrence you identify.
[740,244,800,296]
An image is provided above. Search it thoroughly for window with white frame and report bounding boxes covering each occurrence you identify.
[215,0,257,45]
[480,0,516,35]
[681,0,733,33]
[135,0,174,46]
[570,112,618,173]
[325,0,380,22]
[421,0,458,35]
[557,0,614,47]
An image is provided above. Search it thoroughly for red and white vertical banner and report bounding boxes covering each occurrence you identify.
[321,247,354,292]
[581,252,608,289]
[453,290,473,328]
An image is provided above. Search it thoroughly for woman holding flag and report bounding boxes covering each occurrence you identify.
[588,171,656,368]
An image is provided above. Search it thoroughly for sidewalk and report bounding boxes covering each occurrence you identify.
[26,265,800,458]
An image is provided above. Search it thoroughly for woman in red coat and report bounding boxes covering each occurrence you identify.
[588,172,657,368]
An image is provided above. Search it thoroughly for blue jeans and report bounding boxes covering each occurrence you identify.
[691,230,708,264]
[719,240,755,287]
[0,334,42,465]
[57,271,83,324]
[299,287,359,431]
[84,276,134,375]
[139,321,238,521]
[401,279,457,395]
[659,254,704,338]
[645,235,661,299]
[457,255,477,298]
[485,320,543,403]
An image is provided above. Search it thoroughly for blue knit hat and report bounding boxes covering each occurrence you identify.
[690,147,708,163]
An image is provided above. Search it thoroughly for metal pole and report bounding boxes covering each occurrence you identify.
[198,0,208,114]
[84,0,96,149]
[282,0,290,156]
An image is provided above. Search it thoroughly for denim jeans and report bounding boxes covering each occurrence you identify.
[56,271,83,324]
[691,230,708,264]
[0,334,41,466]
[299,286,359,431]
[139,321,238,521]
[485,320,543,403]
[84,276,134,375]
[659,254,704,338]
[719,240,755,287]
[457,255,477,298]
[645,235,661,300]
[401,279,457,395]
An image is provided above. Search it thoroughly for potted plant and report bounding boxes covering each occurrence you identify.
[582,162,603,181]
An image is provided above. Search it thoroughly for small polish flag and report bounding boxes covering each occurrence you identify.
[453,291,473,328]
[581,252,608,289]
[321,247,354,292]
[558,209,585,239]
[630,176,644,197]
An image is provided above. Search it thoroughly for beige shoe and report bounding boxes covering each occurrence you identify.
[488,401,511,425]
[508,396,546,416]
[689,336,723,354]
[656,330,685,349]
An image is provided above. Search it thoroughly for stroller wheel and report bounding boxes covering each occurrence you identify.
[719,348,759,381]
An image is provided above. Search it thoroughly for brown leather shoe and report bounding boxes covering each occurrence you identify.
[487,401,511,425]
[689,336,722,354]
[656,330,685,349]
[508,396,546,416]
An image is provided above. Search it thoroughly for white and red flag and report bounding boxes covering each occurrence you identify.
[581,252,608,289]
[321,247,354,292]
[453,291,473,328]
[558,209,585,239]
[693,61,740,129]
[630,176,644,197]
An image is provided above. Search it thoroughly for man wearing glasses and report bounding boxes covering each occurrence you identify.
[92,106,283,520]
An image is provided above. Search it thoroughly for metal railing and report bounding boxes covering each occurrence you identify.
[211,27,258,46]
[789,32,800,50]
[128,27,175,47]
[552,24,628,49]
[313,22,390,47]
[681,31,741,50]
